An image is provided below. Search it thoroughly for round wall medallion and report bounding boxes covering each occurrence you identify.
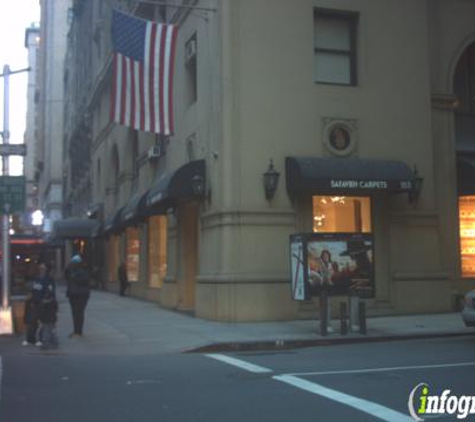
[323,120,357,157]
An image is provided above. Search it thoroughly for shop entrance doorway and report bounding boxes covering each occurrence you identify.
[312,196,372,233]
[178,202,199,311]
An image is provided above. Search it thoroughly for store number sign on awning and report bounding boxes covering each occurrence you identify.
[0,176,25,214]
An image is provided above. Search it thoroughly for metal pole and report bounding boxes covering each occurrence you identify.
[1,64,10,309]
[319,290,328,336]
[340,301,348,335]
[0,65,12,334]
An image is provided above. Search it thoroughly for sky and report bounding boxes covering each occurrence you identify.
[0,1,41,176]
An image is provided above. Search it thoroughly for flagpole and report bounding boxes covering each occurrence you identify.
[115,0,217,13]
[0,64,12,334]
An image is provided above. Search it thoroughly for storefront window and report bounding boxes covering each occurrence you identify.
[148,216,167,288]
[126,227,140,282]
[312,196,372,233]
[459,196,475,278]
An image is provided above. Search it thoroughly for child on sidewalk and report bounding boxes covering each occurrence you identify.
[22,292,40,346]
[39,290,58,349]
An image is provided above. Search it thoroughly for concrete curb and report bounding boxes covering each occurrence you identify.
[185,330,475,353]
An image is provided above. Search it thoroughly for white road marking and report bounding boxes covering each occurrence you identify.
[286,361,475,377]
[206,354,273,374]
[274,374,413,422]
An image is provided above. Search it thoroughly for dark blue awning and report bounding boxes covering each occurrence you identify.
[286,157,415,196]
[52,218,100,239]
[122,191,149,224]
[146,159,205,212]
[103,207,124,235]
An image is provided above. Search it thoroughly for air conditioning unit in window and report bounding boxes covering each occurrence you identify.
[185,38,197,64]
[148,144,163,160]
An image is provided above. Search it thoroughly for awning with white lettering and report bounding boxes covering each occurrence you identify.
[285,157,415,197]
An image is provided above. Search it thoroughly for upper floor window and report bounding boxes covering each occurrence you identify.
[185,34,197,106]
[313,9,358,86]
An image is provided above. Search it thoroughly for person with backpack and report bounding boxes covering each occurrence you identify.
[22,262,55,347]
[39,288,59,349]
[65,255,90,338]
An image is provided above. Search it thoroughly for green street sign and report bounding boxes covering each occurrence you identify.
[0,176,25,214]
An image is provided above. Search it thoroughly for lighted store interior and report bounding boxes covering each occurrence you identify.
[459,196,475,278]
[312,196,372,233]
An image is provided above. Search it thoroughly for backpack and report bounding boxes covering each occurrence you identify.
[71,268,89,287]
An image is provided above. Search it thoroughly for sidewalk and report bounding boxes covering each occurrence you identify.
[1,287,473,356]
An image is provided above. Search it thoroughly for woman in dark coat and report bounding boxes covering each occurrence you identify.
[65,255,90,337]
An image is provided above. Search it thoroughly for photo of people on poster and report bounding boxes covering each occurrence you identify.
[307,234,374,298]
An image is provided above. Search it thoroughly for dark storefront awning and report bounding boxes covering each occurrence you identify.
[103,207,124,235]
[457,157,475,195]
[146,159,205,211]
[52,218,100,239]
[122,191,149,224]
[286,157,415,196]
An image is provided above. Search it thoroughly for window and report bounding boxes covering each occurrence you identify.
[148,216,167,288]
[126,227,140,282]
[459,196,475,278]
[454,41,475,152]
[312,196,371,233]
[313,9,358,85]
[185,34,197,106]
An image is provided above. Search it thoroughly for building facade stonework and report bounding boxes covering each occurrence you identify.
[59,0,475,322]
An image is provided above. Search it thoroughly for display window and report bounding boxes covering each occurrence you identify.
[147,216,167,288]
[459,196,475,278]
[312,196,372,233]
[126,227,140,282]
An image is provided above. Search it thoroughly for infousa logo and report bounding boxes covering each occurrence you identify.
[408,383,475,420]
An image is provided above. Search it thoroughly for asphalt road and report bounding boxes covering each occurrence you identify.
[1,336,474,421]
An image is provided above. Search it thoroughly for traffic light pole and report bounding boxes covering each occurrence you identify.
[0,64,30,335]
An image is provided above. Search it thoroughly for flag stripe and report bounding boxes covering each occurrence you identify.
[153,25,162,134]
[129,58,136,128]
[158,25,167,135]
[164,26,177,135]
[143,22,152,132]
[149,22,158,134]
[139,62,145,130]
[168,26,178,134]
[111,54,118,123]
[134,61,141,130]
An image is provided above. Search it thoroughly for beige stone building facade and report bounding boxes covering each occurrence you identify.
[59,0,475,321]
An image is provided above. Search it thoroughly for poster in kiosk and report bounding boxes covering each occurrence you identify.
[290,233,375,300]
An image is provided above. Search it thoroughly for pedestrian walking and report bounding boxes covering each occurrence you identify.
[22,292,40,346]
[118,261,130,296]
[65,255,90,338]
[22,262,55,347]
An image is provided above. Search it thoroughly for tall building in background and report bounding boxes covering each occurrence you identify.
[24,23,40,232]
[36,0,71,233]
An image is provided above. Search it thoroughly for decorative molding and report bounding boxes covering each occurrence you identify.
[431,94,460,111]
[388,210,439,226]
[197,273,290,285]
[201,208,296,230]
[392,271,450,282]
[322,117,358,157]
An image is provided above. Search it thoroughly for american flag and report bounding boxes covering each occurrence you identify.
[111,9,178,135]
